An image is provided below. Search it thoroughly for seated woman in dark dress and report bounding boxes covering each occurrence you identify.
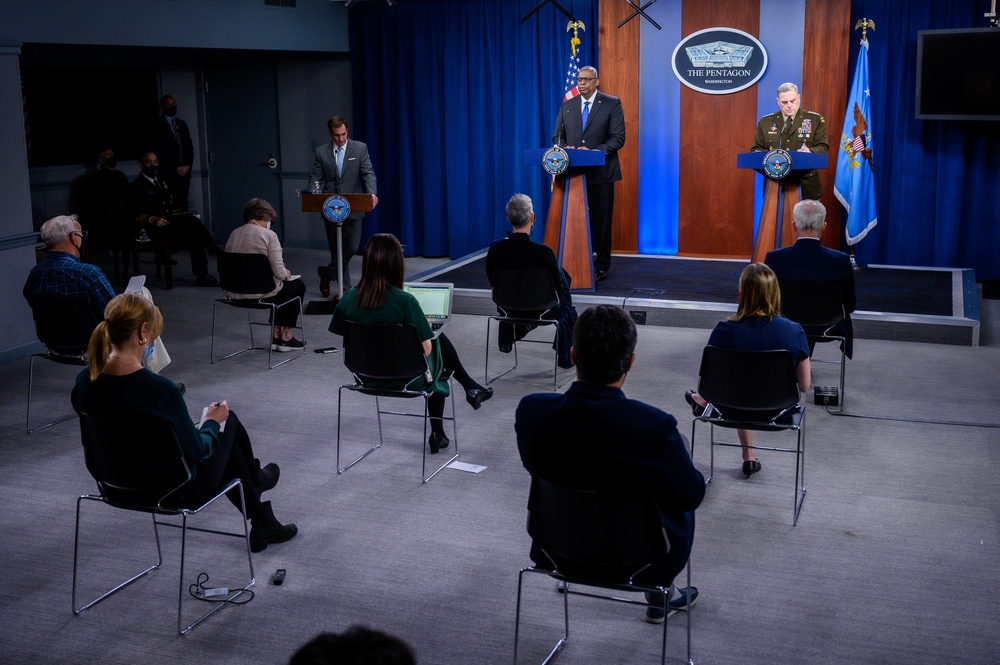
[71,292,297,553]
[329,233,493,453]
[685,263,811,476]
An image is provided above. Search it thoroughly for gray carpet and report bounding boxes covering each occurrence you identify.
[2,248,999,664]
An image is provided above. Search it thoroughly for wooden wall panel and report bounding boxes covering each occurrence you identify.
[599,0,639,254]
[677,2,760,257]
[804,0,851,248]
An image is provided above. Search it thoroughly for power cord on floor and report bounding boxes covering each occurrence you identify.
[188,572,254,605]
[824,405,1000,428]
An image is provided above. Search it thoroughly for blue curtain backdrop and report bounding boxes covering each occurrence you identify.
[851,0,1000,280]
[348,0,597,259]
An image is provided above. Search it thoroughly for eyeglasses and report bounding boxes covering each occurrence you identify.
[577,76,597,83]
[72,231,88,240]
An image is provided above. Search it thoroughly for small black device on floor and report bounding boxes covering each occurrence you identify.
[271,568,286,585]
[314,347,339,354]
[814,386,839,406]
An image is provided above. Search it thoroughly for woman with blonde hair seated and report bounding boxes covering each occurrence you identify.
[71,292,297,552]
[329,233,493,454]
[685,263,811,476]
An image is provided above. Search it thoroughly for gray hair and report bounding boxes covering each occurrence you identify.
[792,200,826,232]
[40,215,79,246]
[776,82,799,96]
[505,193,534,229]
[580,65,598,78]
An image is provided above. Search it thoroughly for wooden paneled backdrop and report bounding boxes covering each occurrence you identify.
[599,0,850,257]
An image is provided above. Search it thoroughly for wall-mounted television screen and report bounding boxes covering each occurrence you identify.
[916,28,1000,121]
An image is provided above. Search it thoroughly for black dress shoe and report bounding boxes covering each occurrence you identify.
[684,390,701,417]
[176,382,186,396]
[742,459,762,477]
[317,266,331,298]
[465,386,494,410]
[428,432,450,454]
[595,269,609,282]
[196,274,219,287]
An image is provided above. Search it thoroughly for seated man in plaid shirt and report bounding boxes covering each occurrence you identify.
[24,215,174,377]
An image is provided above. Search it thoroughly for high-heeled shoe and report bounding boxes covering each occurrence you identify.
[428,432,450,454]
[742,459,762,477]
[465,386,494,410]
[684,390,703,417]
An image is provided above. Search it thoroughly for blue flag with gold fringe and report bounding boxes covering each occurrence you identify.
[834,38,877,245]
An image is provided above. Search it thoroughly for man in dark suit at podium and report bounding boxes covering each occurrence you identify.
[752,82,828,200]
[765,200,855,358]
[310,116,379,298]
[552,66,626,282]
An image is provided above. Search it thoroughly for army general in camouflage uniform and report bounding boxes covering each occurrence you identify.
[751,82,828,200]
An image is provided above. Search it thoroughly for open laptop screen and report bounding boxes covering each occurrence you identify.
[403,283,453,322]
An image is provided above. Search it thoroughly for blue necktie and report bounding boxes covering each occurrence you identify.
[335,147,344,177]
[581,101,590,129]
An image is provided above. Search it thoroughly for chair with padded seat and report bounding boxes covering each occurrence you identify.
[778,278,848,412]
[514,476,693,665]
[485,266,566,391]
[337,321,458,483]
[72,411,255,635]
[690,345,807,525]
[26,299,100,433]
[211,252,305,369]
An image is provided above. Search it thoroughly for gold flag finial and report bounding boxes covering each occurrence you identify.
[566,20,586,58]
[854,18,875,43]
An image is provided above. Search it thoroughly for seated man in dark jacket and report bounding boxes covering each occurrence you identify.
[128,151,221,286]
[485,193,576,369]
[515,305,705,623]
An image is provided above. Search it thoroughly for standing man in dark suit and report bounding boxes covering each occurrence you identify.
[552,66,626,282]
[752,82,828,200]
[765,200,856,357]
[310,116,379,298]
[151,95,195,211]
[515,305,704,623]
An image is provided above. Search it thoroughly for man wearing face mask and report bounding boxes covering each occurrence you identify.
[75,146,131,252]
[129,151,222,287]
[151,94,195,210]
[224,198,307,352]
[24,215,174,377]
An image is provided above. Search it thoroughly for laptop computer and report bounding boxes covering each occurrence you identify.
[403,282,454,338]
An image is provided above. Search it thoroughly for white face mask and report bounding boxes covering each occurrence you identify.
[266,221,272,230]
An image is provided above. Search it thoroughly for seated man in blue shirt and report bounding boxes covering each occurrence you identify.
[24,215,173,377]
[515,304,705,623]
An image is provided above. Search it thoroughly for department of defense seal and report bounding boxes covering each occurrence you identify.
[761,149,792,179]
[322,195,351,223]
[542,146,570,176]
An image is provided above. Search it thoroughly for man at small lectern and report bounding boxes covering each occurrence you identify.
[752,82,829,200]
[311,116,379,299]
[552,66,626,283]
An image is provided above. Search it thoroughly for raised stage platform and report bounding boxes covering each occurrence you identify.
[411,253,981,347]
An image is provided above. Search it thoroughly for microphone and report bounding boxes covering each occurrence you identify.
[778,116,791,149]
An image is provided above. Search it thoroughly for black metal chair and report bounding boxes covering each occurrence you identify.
[212,252,305,369]
[337,321,458,483]
[73,412,255,635]
[690,346,807,525]
[485,266,565,390]
[779,278,848,411]
[26,299,99,433]
[514,477,693,665]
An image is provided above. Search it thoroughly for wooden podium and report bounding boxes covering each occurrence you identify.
[737,152,827,263]
[524,148,606,293]
[301,192,376,298]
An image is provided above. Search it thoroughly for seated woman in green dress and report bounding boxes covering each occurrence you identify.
[329,233,493,453]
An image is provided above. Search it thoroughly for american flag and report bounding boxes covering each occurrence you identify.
[562,33,582,101]
[851,133,865,153]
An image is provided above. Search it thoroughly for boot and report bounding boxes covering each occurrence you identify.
[249,501,297,553]
[255,462,280,494]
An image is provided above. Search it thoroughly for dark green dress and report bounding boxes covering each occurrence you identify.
[329,285,449,396]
